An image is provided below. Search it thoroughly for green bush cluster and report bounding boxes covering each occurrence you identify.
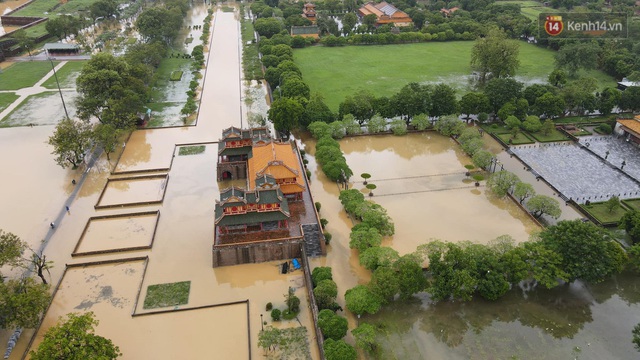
[313,135,353,182]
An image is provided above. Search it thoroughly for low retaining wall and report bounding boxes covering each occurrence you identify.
[300,246,325,359]
[211,237,304,267]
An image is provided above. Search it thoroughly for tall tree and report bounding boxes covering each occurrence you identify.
[342,13,358,34]
[352,323,379,356]
[136,7,183,44]
[344,285,382,317]
[45,15,82,40]
[430,83,458,117]
[92,123,123,161]
[317,309,348,340]
[484,78,523,114]
[526,195,561,219]
[323,339,357,360]
[555,42,600,77]
[12,29,34,57]
[268,97,304,137]
[539,220,627,283]
[30,312,121,360]
[48,118,93,169]
[470,27,520,82]
[90,0,119,23]
[459,92,490,120]
[76,53,148,129]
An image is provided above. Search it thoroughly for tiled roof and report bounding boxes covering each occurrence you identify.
[247,141,305,193]
[618,118,640,136]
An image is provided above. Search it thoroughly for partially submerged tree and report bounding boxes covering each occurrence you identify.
[48,118,93,169]
[30,312,121,360]
[527,195,561,219]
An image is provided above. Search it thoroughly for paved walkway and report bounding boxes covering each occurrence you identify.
[0,61,74,123]
[512,142,640,204]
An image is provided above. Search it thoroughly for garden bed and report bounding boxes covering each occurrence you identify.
[143,281,191,309]
[580,202,629,226]
[527,129,571,142]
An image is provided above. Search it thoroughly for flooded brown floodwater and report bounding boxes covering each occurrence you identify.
[97,176,168,207]
[306,133,539,255]
[1,3,631,360]
[74,213,158,254]
[302,132,640,359]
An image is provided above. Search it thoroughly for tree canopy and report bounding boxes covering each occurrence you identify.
[76,53,149,129]
[470,28,520,82]
[48,118,93,169]
[30,312,121,360]
[539,220,627,283]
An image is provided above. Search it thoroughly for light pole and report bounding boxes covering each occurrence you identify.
[48,57,69,119]
[260,313,264,331]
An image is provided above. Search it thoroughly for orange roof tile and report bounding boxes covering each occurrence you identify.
[247,141,305,193]
[618,119,640,136]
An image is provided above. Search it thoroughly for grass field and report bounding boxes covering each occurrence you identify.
[496,132,536,145]
[581,202,628,225]
[0,61,59,90]
[13,0,106,17]
[294,41,616,110]
[527,128,571,142]
[623,199,640,211]
[42,60,87,89]
[495,0,560,20]
[0,93,19,113]
[143,281,191,309]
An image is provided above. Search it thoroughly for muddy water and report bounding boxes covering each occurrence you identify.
[302,132,640,359]
[98,176,167,206]
[174,2,210,54]
[310,133,539,255]
[364,271,640,359]
[75,214,158,254]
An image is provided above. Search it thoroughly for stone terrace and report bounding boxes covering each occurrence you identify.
[578,134,640,181]
[512,142,640,204]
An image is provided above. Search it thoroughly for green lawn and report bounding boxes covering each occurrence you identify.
[527,128,571,142]
[496,132,536,145]
[13,0,109,17]
[0,61,59,90]
[581,202,629,225]
[41,61,87,89]
[553,115,615,125]
[143,281,191,309]
[623,199,640,211]
[294,41,616,110]
[0,93,19,113]
[495,0,561,20]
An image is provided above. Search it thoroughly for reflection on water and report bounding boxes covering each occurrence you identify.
[365,271,640,359]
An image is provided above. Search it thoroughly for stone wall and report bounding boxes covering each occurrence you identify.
[211,238,304,267]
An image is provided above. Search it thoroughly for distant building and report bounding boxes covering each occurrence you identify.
[302,3,317,23]
[291,25,320,39]
[43,43,80,57]
[615,115,640,145]
[357,1,413,27]
[617,78,640,90]
[440,7,459,17]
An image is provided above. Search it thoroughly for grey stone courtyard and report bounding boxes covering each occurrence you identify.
[511,137,640,204]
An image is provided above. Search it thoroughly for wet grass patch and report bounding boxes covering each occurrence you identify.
[146,102,184,127]
[527,129,571,142]
[622,199,640,211]
[170,70,184,81]
[143,281,191,309]
[42,60,87,89]
[0,92,19,113]
[241,9,262,81]
[496,132,535,145]
[0,61,59,90]
[178,145,205,155]
[150,58,191,102]
[221,5,235,12]
[580,202,629,226]
[294,42,616,110]
[259,326,311,359]
[0,91,75,127]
